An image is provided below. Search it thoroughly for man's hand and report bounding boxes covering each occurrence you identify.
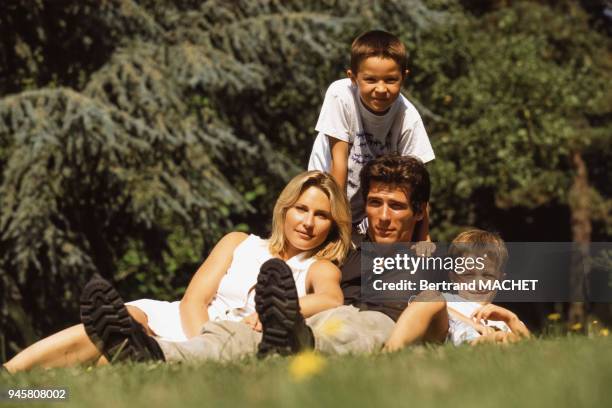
[242,312,262,332]
[411,241,436,257]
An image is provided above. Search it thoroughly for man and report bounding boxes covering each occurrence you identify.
[78,154,430,363]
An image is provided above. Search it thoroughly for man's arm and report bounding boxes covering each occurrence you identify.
[384,291,447,352]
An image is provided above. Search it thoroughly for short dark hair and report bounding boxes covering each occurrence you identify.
[351,30,408,75]
[360,155,430,215]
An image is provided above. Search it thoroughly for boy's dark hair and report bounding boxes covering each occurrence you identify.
[360,155,430,215]
[351,30,408,75]
[449,229,509,275]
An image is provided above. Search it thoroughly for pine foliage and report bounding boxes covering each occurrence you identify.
[0,0,610,355]
[0,0,448,354]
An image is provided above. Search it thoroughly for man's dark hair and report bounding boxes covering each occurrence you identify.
[360,155,430,214]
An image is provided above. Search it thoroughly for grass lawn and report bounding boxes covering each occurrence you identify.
[2,336,611,408]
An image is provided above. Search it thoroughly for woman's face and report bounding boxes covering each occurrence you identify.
[283,186,334,258]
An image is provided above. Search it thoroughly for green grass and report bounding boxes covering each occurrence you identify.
[2,336,611,408]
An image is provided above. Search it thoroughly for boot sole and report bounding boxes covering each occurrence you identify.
[255,259,300,358]
[80,275,148,362]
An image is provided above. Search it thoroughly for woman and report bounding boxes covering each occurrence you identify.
[4,170,351,372]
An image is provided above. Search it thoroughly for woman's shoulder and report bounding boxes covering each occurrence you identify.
[221,231,249,242]
[215,232,250,251]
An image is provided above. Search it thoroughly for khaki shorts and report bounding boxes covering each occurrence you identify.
[157,305,395,362]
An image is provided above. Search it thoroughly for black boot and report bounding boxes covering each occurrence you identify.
[255,259,314,358]
[80,274,165,363]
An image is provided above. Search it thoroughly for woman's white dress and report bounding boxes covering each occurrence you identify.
[127,234,315,341]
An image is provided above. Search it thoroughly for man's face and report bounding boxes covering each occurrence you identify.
[366,182,424,243]
[347,57,406,115]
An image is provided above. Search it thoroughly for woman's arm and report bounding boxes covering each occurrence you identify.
[179,232,248,338]
[300,259,343,317]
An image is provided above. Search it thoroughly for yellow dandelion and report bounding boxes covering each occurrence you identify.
[547,313,561,322]
[570,322,583,331]
[320,318,344,337]
[289,351,326,382]
[600,328,609,337]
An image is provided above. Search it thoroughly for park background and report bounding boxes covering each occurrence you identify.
[0,0,611,362]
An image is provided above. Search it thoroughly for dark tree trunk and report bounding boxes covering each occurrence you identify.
[567,150,591,328]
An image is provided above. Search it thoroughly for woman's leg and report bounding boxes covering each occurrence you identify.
[3,324,100,373]
[3,305,152,373]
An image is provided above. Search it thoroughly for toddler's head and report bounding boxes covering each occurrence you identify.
[448,229,508,302]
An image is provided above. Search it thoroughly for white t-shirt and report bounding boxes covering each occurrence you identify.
[308,78,435,222]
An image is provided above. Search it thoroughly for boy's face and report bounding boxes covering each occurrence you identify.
[348,57,406,115]
[365,182,424,244]
[451,255,502,302]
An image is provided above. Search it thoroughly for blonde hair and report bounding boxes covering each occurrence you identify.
[268,171,351,265]
[449,229,508,274]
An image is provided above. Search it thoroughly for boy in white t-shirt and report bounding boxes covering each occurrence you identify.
[308,30,435,230]
[384,229,531,351]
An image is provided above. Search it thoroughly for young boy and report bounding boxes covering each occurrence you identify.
[384,229,530,351]
[308,30,435,228]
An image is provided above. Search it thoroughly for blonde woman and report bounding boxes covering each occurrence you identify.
[4,171,351,371]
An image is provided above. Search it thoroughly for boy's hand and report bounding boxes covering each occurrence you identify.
[411,241,436,257]
[472,304,530,338]
[242,312,262,332]
[472,304,517,324]
[472,322,495,336]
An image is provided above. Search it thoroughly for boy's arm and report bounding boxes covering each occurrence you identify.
[329,137,349,190]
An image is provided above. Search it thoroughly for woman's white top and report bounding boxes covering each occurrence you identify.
[127,234,316,342]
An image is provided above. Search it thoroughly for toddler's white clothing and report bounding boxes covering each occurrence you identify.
[442,293,510,346]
